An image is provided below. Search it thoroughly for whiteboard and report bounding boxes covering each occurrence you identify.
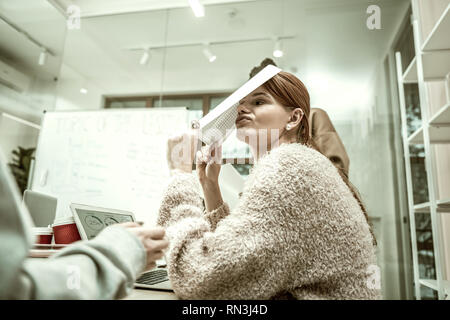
[31,108,188,226]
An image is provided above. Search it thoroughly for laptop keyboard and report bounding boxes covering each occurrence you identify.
[136,269,169,285]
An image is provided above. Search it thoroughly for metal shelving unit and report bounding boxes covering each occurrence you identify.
[395,1,450,300]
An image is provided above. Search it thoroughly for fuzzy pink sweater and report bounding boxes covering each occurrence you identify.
[157,143,380,299]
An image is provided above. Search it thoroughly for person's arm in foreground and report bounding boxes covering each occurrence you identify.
[0,200,168,300]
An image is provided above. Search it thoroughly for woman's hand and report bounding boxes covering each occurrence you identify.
[120,222,169,271]
[196,144,224,212]
[196,144,222,186]
[167,131,199,174]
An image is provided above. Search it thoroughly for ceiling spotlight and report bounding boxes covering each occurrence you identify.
[140,49,150,65]
[80,88,88,94]
[202,45,216,63]
[189,0,205,18]
[272,39,283,58]
[38,49,47,66]
[227,8,245,29]
[227,8,238,19]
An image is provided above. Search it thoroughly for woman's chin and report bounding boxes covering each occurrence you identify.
[236,127,257,144]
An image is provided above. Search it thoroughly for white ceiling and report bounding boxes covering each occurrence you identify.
[50,0,261,17]
[0,0,410,120]
[0,0,66,79]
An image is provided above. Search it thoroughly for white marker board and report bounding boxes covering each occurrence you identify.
[32,108,188,226]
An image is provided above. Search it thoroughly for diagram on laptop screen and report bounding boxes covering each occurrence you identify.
[75,209,133,239]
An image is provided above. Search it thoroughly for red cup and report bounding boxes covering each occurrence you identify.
[52,216,81,244]
[32,227,53,249]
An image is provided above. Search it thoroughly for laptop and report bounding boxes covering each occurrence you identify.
[23,190,57,227]
[70,203,172,291]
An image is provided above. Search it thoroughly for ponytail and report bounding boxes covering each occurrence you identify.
[262,71,376,246]
[309,140,377,247]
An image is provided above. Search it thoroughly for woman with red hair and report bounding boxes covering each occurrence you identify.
[158,71,379,300]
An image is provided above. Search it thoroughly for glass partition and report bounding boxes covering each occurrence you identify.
[54,1,414,298]
[0,0,66,190]
[0,0,422,300]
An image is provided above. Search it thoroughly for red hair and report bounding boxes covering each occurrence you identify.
[262,71,311,144]
[262,71,377,246]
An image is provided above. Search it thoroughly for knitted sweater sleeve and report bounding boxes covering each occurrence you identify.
[156,172,230,231]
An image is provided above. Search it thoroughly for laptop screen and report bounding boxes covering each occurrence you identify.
[23,190,57,227]
[74,208,134,240]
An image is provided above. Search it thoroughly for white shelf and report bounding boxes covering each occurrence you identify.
[408,103,450,144]
[403,51,450,83]
[422,5,450,51]
[419,279,450,295]
[429,126,450,143]
[429,102,450,143]
[414,199,450,213]
[407,126,423,144]
[429,102,450,125]
[408,125,450,144]
[414,202,431,213]
[403,57,417,83]
[437,198,450,212]
[396,4,450,300]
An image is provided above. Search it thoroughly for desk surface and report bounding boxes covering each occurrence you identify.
[124,289,178,300]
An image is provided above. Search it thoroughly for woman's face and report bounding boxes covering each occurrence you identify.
[235,86,292,149]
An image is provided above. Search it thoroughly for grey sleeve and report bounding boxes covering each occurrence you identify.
[3,226,146,300]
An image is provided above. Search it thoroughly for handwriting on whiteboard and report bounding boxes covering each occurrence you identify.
[32,108,188,226]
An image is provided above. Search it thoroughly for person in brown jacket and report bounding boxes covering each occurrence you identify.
[309,107,350,177]
[159,70,380,300]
